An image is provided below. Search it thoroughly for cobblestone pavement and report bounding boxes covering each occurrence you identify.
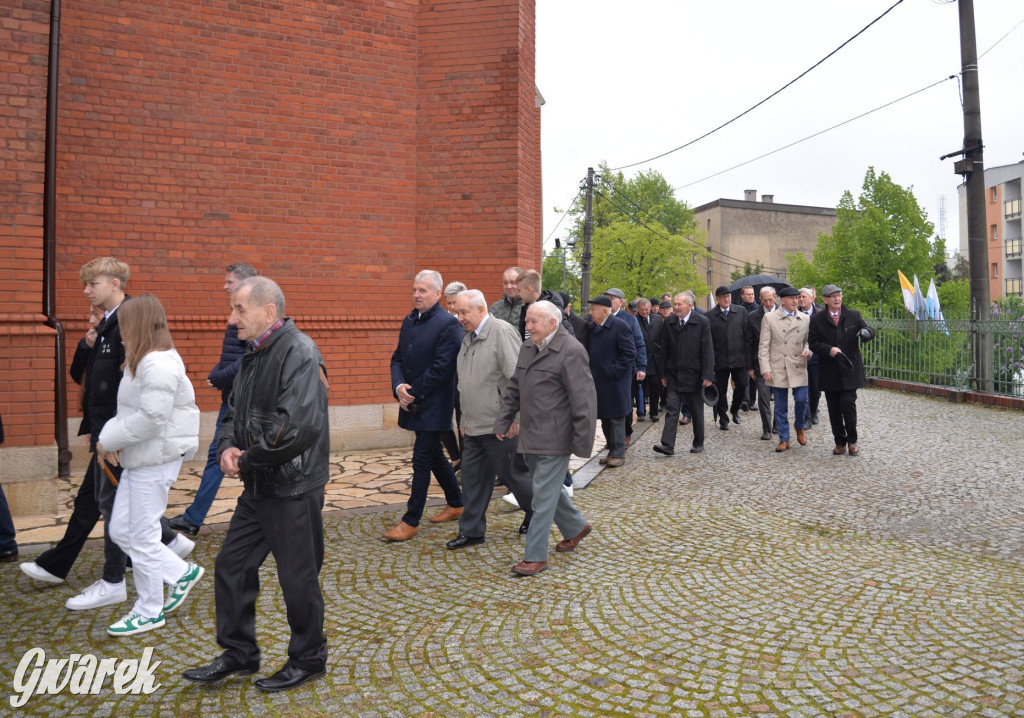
[2,389,1023,717]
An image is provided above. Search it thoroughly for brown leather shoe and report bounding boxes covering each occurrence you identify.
[511,560,547,576]
[624,436,632,447]
[555,523,591,553]
[382,522,418,541]
[598,456,610,465]
[796,428,807,446]
[604,457,624,467]
[833,444,847,455]
[775,441,790,452]
[848,443,859,456]
[679,417,691,425]
[429,506,464,523]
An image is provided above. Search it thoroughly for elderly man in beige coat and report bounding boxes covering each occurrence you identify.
[494,301,597,576]
[758,286,811,452]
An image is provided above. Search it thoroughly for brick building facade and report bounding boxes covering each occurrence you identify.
[0,0,541,517]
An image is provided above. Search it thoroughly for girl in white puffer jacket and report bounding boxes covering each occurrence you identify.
[97,294,203,637]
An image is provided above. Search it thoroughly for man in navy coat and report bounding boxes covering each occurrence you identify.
[587,296,636,468]
[384,270,465,541]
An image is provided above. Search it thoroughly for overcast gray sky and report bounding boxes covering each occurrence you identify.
[536,0,1023,258]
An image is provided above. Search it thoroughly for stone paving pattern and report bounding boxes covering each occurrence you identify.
[2,389,1023,717]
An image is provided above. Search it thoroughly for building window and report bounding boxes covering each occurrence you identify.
[991,187,998,203]
[991,224,998,242]
[992,263,999,279]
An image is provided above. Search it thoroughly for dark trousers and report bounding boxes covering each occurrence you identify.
[714,366,748,421]
[215,488,327,672]
[458,433,533,538]
[632,376,644,418]
[600,416,628,458]
[402,430,463,527]
[753,372,772,432]
[807,361,821,420]
[644,374,663,418]
[825,390,859,445]
[36,455,177,581]
[0,483,15,552]
[660,387,704,450]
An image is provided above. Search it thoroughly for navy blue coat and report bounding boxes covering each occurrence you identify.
[612,309,646,372]
[587,314,636,419]
[389,301,462,432]
[208,324,248,404]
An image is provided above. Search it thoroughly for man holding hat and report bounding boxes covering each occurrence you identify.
[707,286,750,430]
[758,286,811,452]
[653,291,714,455]
[587,295,636,467]
[808,285,875,456]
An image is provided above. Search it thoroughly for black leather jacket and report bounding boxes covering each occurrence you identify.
[218,319,330,498]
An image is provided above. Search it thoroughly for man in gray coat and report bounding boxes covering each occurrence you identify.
[494,301,597,576]
[446,290,534,549]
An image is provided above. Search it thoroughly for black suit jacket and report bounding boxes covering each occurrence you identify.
[707,305,749,371]
[657,312,714,393]
[636,312,663,379]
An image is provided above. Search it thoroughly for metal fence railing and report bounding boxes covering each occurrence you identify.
[861,306,1024,397]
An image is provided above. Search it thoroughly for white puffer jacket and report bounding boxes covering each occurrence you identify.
[98,350,200,469]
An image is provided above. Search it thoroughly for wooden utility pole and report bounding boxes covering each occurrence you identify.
[956,0,993,391]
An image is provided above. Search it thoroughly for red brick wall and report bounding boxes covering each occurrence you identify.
[1,0,539,455]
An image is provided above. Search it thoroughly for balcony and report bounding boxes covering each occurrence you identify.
[1007,198,1022,220]
[1006,237,1023,258]
[1006,277,1023,297]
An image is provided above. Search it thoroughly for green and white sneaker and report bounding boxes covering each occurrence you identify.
[164,563,205,614]
[108,611,165,637]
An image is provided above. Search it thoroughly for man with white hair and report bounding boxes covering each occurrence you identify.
[446,289,534,549]
[383,270,465,541]
[494,301,597,576]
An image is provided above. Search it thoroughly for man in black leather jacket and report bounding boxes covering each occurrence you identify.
[184,276,330,693]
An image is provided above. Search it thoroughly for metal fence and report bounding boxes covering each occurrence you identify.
[861,306,1024,397]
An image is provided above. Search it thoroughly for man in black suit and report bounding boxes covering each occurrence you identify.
[653,291,714,455]
[707,286,749,430]
[746,287,777,441]
[808,284,875,456]
[560,292,588,345]
[635,298,663,422]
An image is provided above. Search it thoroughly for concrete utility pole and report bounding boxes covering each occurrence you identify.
[957,0,993,391]
[580,167,595,311]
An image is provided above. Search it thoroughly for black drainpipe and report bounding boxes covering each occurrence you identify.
[43,0,71,479]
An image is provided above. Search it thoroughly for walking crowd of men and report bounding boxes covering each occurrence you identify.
[9,259,874,694]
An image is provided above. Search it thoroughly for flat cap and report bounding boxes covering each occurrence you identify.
[822,284,842,297]
[603,288,625,300]
[659,301,672,309]
[778,286,801,298]
[589,295,612,307]
[715,285,731,297]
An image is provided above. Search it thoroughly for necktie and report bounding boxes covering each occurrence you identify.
[831,313,839,326]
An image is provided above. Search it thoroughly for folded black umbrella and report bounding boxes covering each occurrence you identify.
[834,352,854,372]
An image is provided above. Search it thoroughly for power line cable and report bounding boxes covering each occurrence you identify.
[676,75,958,190]
[544,186,584,248]
[609,0,906,172]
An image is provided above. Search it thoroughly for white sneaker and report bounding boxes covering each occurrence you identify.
[108,611,165,637]
[168,534,195,559]
[564,484,574,498]
[500,492,520,508]
[66,579,127,611]
[21,562,64,584]
[164,563,204,613]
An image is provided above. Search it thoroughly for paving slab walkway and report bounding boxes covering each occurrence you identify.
[2,388,1023,717]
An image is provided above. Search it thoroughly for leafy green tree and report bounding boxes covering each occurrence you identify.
[541,247,581,302]
[730,260,765,283]
[787,167,935,308]
[566,164,707,299]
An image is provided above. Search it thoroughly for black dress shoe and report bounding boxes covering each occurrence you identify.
[446,535,485,550]
[760,431,772,441]
[0,547,18,562]
[255,664,326,692]
[168,515,200,536]
[731,412,740,425]
[811,413,819,425]
[519,516,531,535]
[182,655,260,684]
[650,414,659,423]
[652,443,674,456]
[719,421,729,431]
[690,445,704,454]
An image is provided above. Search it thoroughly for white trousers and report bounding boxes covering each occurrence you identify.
[109,458,186,618]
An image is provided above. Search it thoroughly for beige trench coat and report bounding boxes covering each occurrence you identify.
[758,310,810,388]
